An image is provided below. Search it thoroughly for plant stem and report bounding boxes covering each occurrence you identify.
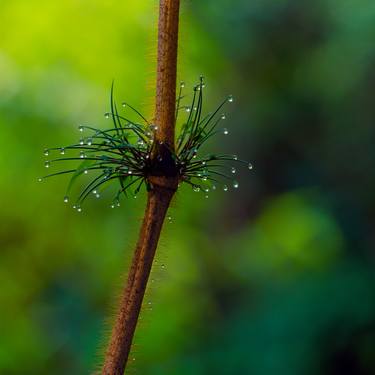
[102,1,180,374]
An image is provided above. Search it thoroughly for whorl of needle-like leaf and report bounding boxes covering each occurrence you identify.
[40,78,253,210]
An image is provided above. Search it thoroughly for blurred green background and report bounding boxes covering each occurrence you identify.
[1,0,375,374]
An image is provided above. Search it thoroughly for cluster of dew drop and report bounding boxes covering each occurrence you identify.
[173,78,254,199]
[38,78,254,211]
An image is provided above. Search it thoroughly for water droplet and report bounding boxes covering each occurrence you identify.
[233,180,239,189]
[37,177,43,182]
[223,185,228,192]
[180,82,185,88]
[122,102,126,108]
[202,176,208,181]
[78,125,84,132]
[64,196,69,203]
[84,169,88,174]
[95,193,100,198]
[137,139,145,147]
[60,148,65,155]
[205,194,209,198]
[228,95,234,103]
[111,204,115,208]
[221,114,226,120]
[233,155,238,160]
[202,161,206,166]
[212,185,217,190]
[185,107,191,113]
[44,149,49,156]
[248,163,253,170]
[150,124,158,132]
[116,201,121,207]
[93,190,97,195]
[161,264,165,269]
[223,128,229,135]
[80,151,85,158]
[204,187,210,193]
[157,156,163,162]
[87,138,92,146]
[77,206,82,212]
[72,205,76,209]
[194,106,197,111]
[193,185,200,192]
[128,170,133,175]
[231,167,236,174]
[104,112,110,119]
[167,215,172,223]
[45,161,50,168]
[134,195,137,199]
[79,138,84,145]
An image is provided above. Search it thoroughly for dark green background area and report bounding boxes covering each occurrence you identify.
[1,1,375,374]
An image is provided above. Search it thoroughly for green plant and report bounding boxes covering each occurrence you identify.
[40,1,252,374]
[40,79,251,208]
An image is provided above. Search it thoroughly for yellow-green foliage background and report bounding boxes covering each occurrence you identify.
[1,1,375,374]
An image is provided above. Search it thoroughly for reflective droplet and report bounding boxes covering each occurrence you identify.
[248,163,253,170]
[45,161,50,168]
[161,264,165,269]
[185,107,191,113]
[104,112,110,118]
[44,149,49,156]
[180,82,185,88]
[212,185,217,190]
[63,196,69,203]
[60,148,65,155]
[95,193,100,198]
[228,95,234,103]
[111,204,115,208]
[233,180,239,189]
[231,167,236,174]
[205,194,209,198]
[202,161,206,166]
[87,138,92,146]
[193,185,200,192]
[221,114,226,120]
[150,124,158,132]
[84,169,88,174]
[223,185,228,192]
[78,125,84,132]
[37,177,43,182]
[122,102,126,108]
[233,155,238,160]
[93,190,97,195]
[80,151,85,158]
[79,138,84,145]
[223,128,229,135]
[167,215,172,223]
[77,206,82,212]
[116,201,121,207]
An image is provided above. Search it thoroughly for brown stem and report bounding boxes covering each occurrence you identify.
[102,187,175,375]
[102,0,180,374]
[155,0,181,149]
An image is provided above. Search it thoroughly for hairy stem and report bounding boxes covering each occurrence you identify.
[155,0,180,149]
[102,0,180,374]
